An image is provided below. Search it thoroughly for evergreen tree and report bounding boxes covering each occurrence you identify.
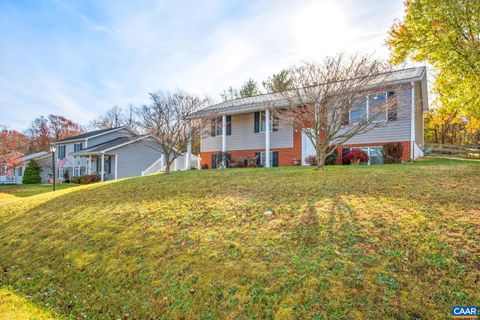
[239,79,261,98]
[22,159,41,184]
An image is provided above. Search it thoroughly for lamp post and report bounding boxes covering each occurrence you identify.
[49,145,56,191]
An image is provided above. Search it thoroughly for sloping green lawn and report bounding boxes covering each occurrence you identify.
[0,184,76,202]
[0,288,60,320]
[0,158,478,319]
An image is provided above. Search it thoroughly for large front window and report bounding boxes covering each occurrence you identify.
[350,98,367,123]
[210,116,231,136]
[369,93,387,122]
[259,111,279,132]
[359,147,384,165]
[348,91,396,125]
[74,143,83,152]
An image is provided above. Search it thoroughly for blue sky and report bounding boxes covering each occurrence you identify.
[0,0,404,131]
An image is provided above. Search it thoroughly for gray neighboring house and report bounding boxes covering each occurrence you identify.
[52,127,158,181]
[51,126,198,182]
[1,151,52,184]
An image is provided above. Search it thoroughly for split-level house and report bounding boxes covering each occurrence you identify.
[188,67,428,168]
[51,127,169,181]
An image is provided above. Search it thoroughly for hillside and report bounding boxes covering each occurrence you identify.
[0,158,479,319]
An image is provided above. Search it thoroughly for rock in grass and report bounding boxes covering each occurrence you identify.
[263,210,273,215]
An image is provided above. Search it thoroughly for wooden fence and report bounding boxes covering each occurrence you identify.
[427,144,480,159]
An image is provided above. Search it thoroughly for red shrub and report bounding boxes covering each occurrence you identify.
[345,149,369,165]
[305,155,317,166]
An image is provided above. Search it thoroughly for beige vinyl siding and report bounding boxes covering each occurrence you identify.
[88,128,131,146]
[341,84,413,145]
[114,138,163,179]
[201,112,293,152]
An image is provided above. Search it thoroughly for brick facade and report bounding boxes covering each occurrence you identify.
[200,137,411,168]
[200,129,302,168]
[335,140,411,164]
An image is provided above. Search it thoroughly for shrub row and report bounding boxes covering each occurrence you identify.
[70,174,101,184]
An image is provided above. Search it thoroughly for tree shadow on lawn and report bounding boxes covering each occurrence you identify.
[0,162,478,318]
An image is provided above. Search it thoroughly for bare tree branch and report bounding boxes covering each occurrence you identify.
[135,90,207,173]
[273,54,403,168]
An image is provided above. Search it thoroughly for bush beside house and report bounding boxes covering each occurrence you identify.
[22,160,41,184]
[305,153,337,166]
[345,149,369,165]
[383,143,403,163]
[70,174,101,185]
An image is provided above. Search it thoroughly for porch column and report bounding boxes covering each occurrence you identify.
[88,155,92,174]
[222,114,227,168]
[160,154,165,171]
[73,156,76,177]
[100,153,105,182]
[186,121,192,170]
[265,108,271,168]
[114,155,118,180]
[410,81,415,160]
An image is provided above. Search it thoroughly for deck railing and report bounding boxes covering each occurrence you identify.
[427,144,480,158]
[142,154,200,176]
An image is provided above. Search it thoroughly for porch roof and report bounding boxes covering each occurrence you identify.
[55,126,126,144]
[71,137,131,156]
[188,66,427,118]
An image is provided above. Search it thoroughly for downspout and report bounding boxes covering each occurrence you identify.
[410,81,415,161]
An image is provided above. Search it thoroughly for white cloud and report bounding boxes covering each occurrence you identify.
[0,0,404,131]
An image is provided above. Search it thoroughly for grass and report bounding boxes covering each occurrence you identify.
[0,158,478,319]
[0,288,60,320]
[0,184,76,202]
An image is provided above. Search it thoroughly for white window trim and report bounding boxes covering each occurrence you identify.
[349,92,391,125]
[355,146,384,165]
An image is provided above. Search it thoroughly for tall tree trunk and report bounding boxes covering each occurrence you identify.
[164,162,171,174]
[316,149,326,169]
[441,125,447,144]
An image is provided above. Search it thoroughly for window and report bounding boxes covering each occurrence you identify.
[107,156,111,174]
[18,167,23,176]
[58,145,66,160]
[74,143,82,152]
[347,91,397,125]
[210,116,231,136]
[359,147,384,165]
[350,97,367,123]
[211,153,231,169]
[256,151,279,167]
[387,91,397,121]
[369,93,387,122]
[255,111,279,133]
